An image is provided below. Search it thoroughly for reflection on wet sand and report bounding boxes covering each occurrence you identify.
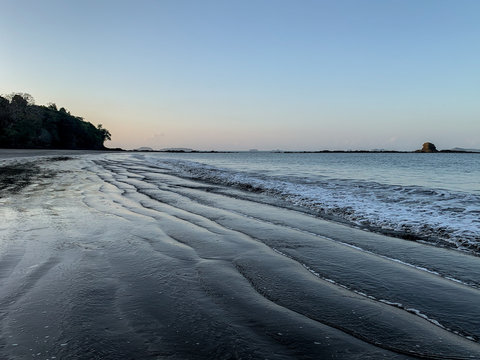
[0,152,479,359]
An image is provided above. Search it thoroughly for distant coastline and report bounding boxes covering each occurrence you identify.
[129,142,479,154]
[129,148,480,154]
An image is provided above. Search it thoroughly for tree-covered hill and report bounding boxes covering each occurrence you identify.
[0,93,111,150]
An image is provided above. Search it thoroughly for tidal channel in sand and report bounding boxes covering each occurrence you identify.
[0,150,479,359]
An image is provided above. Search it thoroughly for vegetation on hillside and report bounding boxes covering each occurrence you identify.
[0,93,111,149]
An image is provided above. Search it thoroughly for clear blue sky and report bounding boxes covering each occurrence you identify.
[1,0,479,150]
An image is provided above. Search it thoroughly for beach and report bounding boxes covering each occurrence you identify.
[1,150,480,359]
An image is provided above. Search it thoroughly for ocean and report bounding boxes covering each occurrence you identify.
[138,151,480,254]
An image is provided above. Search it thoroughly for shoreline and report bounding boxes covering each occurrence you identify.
[2,150,478,256]
[0,148,120,159]
[1,153,479,358]
[132,149,480,154]
[1,148,479,158]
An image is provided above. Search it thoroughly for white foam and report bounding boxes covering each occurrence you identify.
[406,308,445,329]
[151,157,480,253]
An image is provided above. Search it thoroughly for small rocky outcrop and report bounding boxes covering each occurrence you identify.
[416,142,438,153]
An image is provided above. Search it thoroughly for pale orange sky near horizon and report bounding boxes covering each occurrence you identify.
[1,0,479,151]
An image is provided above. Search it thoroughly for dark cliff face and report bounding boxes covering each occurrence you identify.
[417,142,438,153]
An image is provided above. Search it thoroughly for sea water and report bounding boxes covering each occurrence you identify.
[141,152,480,253]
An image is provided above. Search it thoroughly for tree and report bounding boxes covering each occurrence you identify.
[97,124,111,142]
[0,93,112,149]
[47,102,57,111]
[11,94,28,108]
[4,92,35,105]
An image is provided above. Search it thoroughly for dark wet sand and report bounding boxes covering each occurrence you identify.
[0,149,114,159]
[1,151,480,359]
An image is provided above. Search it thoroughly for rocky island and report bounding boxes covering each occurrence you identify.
[416,142,438,153]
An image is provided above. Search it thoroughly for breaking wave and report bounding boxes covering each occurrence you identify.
[154,158,480,254]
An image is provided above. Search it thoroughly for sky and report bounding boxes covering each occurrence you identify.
[1,0,479,151]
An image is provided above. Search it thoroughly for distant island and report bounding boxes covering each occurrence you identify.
[270,142,479,154]
[0,93,111,150]
[414,142,480,153]
[129,145,480,154]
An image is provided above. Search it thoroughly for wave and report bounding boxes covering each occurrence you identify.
[153,158,480,254]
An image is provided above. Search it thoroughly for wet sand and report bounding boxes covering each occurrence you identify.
[1,150,480,359]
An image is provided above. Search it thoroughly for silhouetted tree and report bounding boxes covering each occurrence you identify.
[97,124,111,142]
[47,102,57,111]
[0,93,111,149]
[5,92,35,105]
